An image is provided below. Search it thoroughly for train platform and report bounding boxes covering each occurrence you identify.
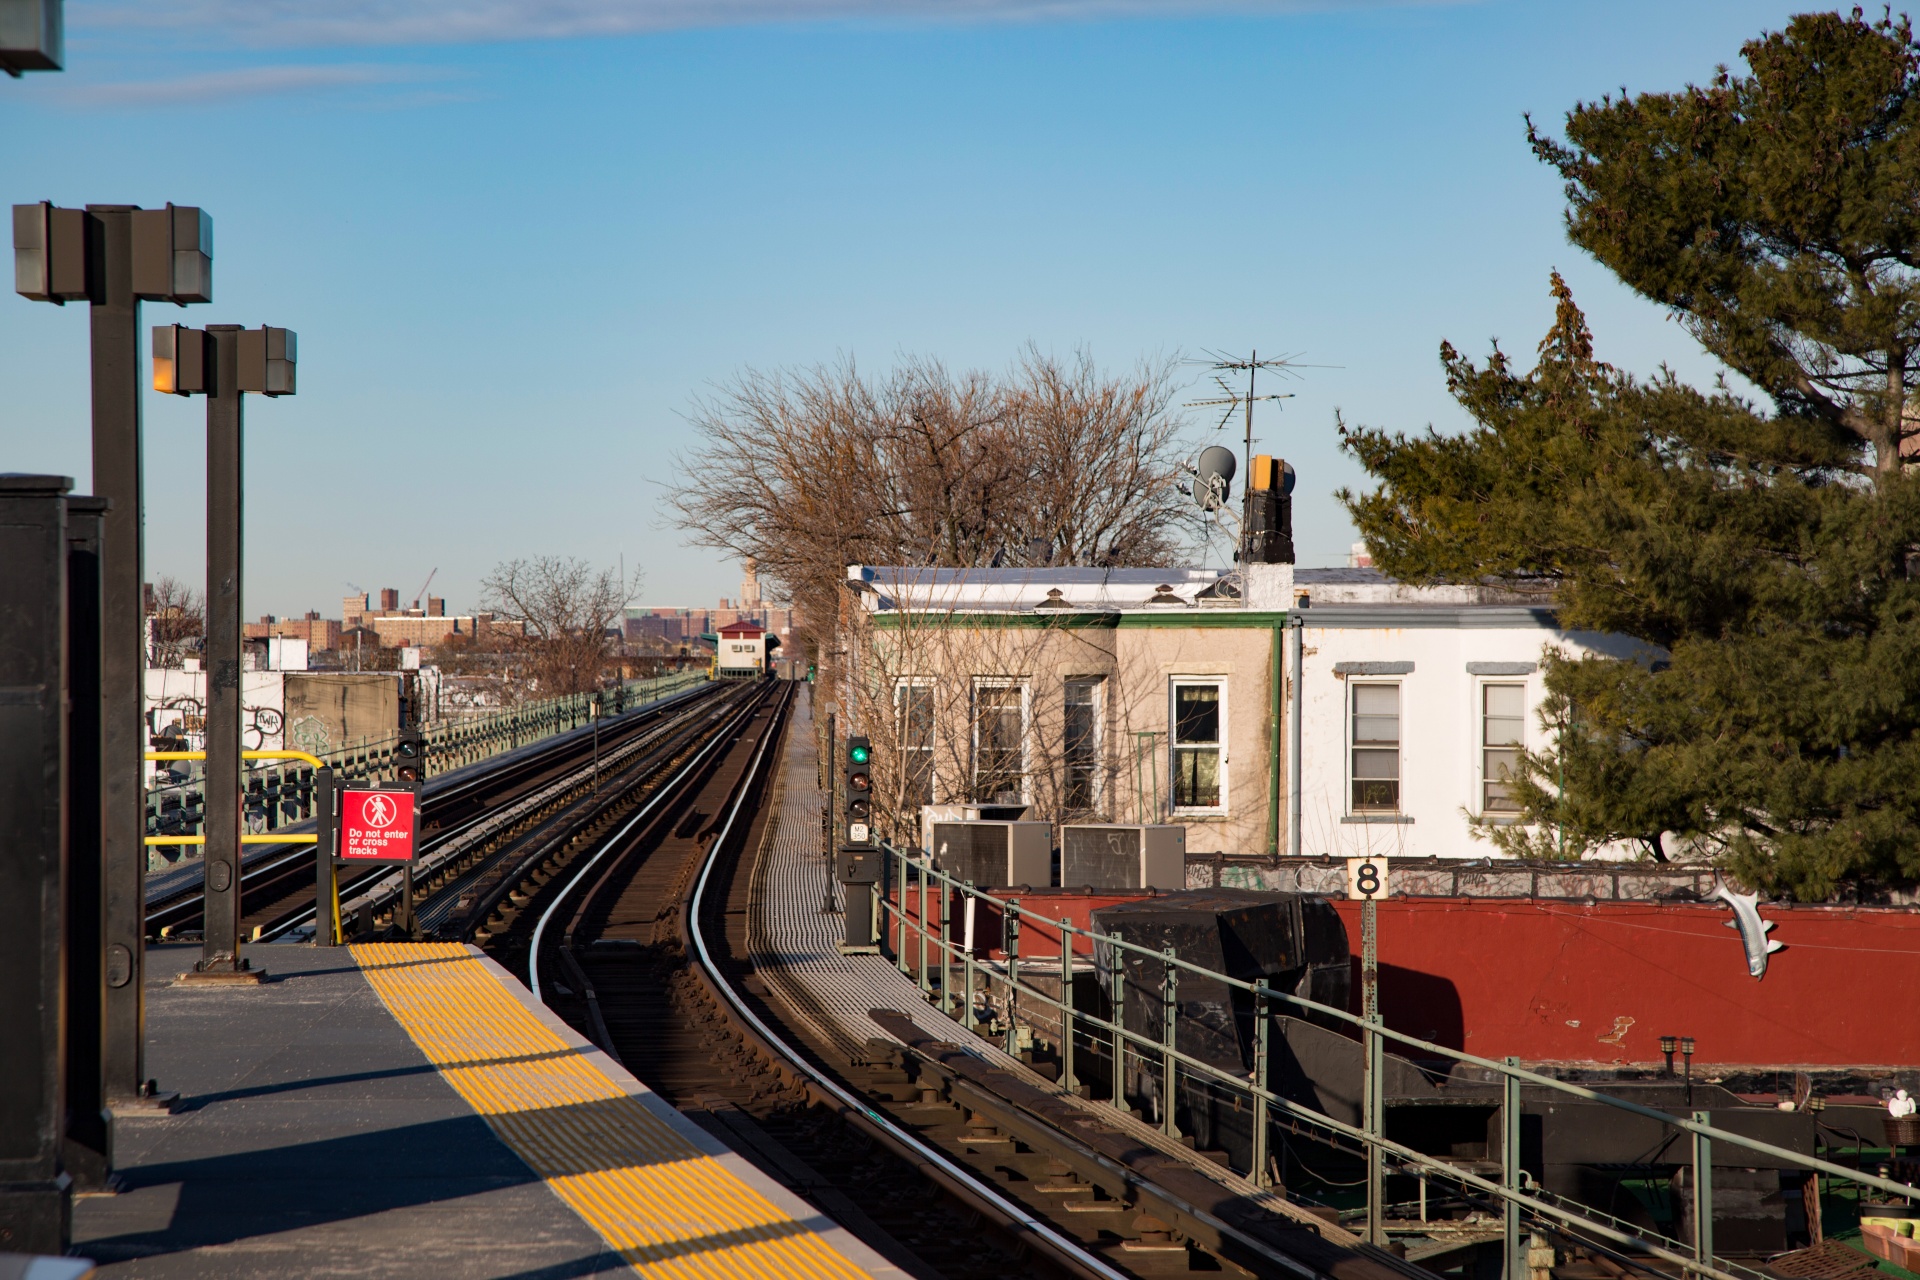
[73,941,900,1278]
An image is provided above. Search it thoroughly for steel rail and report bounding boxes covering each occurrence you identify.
[147,683,720,927]
[253,686,736,943]
[525,683,774,1004]
[680,685,1135,1280]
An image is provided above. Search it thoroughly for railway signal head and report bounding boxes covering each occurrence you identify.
[844,735,873,845]
[394,729,428,786]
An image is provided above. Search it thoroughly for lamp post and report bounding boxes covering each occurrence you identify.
[1661,1035,1678,1078]
[152,323,296,979]
[14,202,212,1127]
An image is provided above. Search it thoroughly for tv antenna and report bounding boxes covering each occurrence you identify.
[1185,349,1332,477]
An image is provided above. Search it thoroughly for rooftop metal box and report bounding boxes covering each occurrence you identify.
[1060,823,1185,890]
[929,820,1050,889]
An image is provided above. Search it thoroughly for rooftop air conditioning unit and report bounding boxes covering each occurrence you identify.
[920,803,1029,856]
[1060,824,1186,891]
[929,820,1051,889]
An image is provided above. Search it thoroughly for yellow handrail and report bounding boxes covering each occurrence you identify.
[145,834,319,845]
[144,750,325,846]
[145,749,326,770]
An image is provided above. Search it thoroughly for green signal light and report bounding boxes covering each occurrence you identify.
[849,745,870,764]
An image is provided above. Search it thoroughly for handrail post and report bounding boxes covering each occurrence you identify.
[1253,985,1270,1186]
[1504,1055,1523,1280]
[1005,901,1021,1056]
[916,858,930,994]
[1161,946,1179,1138]
[1365,1014,1384,1245]
[1692,1109,1714,1268]
[1109,930,1126,1113]
[896,846,910,975]
[1059,917,1074,1097]
[938,879,953,1015]
[963,880,978,1029]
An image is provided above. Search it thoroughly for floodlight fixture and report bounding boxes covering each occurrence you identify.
[13,201,85,301]
[152,324,207,396]
[130,205,212,304]
[0,0,62,75]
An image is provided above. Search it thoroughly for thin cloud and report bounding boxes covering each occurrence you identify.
[54,62,454,106]
[74,0,1438,49]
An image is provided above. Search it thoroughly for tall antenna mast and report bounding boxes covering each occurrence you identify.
[1186,349,1319,479]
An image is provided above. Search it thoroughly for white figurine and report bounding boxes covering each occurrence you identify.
[1889,1088,1917,1119]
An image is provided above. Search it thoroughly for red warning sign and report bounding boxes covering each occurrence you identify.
[339,787,418,862]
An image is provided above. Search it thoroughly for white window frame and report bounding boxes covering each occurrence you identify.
[1168,678,1228,815]
[1062,676,1105,815]
[970,677,1030,804]
[1477,680,1527,819]
[1347,680,1403,816]
[894,677,937,807]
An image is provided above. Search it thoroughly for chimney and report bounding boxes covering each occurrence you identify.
[427,595,445,617]
[378,587,399,612]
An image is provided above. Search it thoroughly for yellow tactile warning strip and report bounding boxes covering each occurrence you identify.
[351,941,874,1280]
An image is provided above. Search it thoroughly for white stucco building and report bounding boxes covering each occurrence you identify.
[839,561,1646,860]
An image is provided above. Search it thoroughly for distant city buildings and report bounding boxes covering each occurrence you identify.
[624,561,796,652]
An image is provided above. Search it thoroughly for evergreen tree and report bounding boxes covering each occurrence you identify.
[1339,11,1920,900]
[1530,10,1920,485]
[1341,275,1920,900]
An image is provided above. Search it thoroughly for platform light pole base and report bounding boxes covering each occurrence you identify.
[0,1178,72,1256]
[176,959,266,985]
[108,1092,179,1119]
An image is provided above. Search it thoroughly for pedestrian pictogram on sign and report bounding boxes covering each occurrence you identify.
[340,787,417,862]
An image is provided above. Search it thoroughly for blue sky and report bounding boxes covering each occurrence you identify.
[2,0,1804,617]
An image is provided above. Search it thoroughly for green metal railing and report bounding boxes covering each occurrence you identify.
[868,841,1918,1280]
[144,671,705,856]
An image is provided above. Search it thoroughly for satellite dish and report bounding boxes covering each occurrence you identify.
[1193,445,1237,512]
[1279,459,1296,496]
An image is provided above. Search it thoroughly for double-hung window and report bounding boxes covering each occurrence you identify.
[1481,684,1525,814]
[895,680,935,808]
[1171,681,1225,811]
[1063,678,1102,813]
[972,681,1026,803]
[1349,683,1401,813]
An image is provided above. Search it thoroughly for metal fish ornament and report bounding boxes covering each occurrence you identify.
[1711,879,1783,980]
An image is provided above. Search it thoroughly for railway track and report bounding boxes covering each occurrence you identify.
[445,681,1416,1280]
[145,681,724,942]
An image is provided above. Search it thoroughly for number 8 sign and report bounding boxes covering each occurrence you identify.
[1346,856,1389,901]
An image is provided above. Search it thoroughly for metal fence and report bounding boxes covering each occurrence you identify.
[867,842,1919,1280]
[144,671,705,855]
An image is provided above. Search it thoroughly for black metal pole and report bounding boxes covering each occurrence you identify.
[313,768,336,947]
[86,206,156,1109]
[822,711,838,914]
[191,325,257,980]
[63,496,111,1190]
[0,475,78,1252]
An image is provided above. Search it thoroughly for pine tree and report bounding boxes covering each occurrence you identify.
[1341,274,1920,900]
[1530,10,1920,486]
[1339,12,1920,900]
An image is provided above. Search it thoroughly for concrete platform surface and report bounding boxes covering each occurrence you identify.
[74,941,891,1280]
[75,943,630,1279]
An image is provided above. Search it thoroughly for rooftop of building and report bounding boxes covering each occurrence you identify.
[846,563,1549,616]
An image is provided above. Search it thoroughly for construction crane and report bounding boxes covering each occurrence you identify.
[411,567,438,612]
